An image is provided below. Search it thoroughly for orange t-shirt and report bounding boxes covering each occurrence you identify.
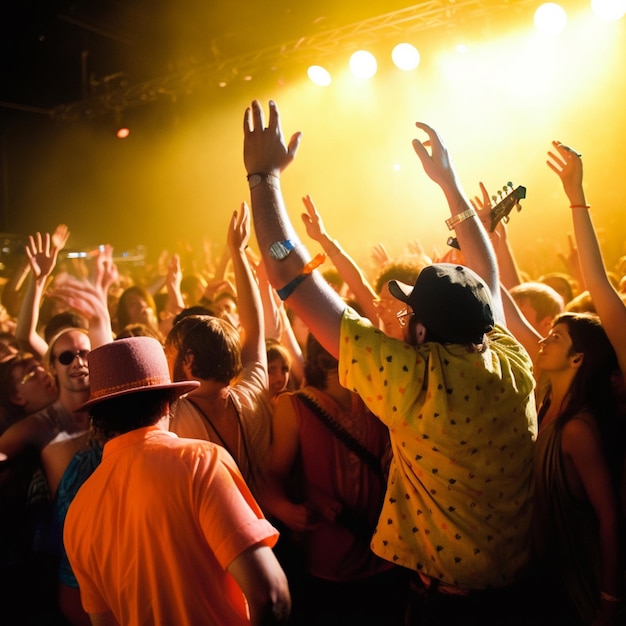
[64,426,278,626]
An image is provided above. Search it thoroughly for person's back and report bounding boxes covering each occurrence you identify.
[266,333,406,625]
[340,266,536,589]
[167,314,272,499]
[64,337,291,626]
[242,100,537,624]
[68,418,272,625]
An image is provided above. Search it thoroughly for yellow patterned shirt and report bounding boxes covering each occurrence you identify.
[339,308,537,589]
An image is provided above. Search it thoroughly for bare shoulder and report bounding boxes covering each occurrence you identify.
[561,412,603,454]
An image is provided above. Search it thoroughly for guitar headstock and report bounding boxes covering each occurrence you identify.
[446,181,527,250]
[489,181,526,232]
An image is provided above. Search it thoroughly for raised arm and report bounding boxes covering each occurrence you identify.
[547,141,626,374]
[300,194,379,324]
[15,229,67,358]
[227,202,266,370]
[243,100,345,358]
[412,124,504,326]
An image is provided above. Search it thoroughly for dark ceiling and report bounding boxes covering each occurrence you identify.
[0,0,414,121]
[0,0,543,126]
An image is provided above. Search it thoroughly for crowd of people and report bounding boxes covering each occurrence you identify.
[0,98,625,626]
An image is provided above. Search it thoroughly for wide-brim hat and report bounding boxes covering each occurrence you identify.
[80,336,199,410]
[388,263,494,344]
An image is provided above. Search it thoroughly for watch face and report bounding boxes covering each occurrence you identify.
[269,240,295,261]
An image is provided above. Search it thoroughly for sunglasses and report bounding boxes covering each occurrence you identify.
[396,308,415,328]
[54,349,90,366]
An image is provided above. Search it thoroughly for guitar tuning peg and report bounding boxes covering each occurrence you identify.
[507,181,514,190]
[491,195,498,203]
[502,185,509,195]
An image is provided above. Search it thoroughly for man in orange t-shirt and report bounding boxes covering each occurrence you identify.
[64,337,291,626]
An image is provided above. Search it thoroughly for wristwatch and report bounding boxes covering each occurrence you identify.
[248,173,279,189]
[269,239,298,261]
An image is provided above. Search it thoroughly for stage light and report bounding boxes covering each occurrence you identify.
[349,50,377,79]
[114,109,130,139]
[534,3,568,34]
[307,65,332,86]
[591,0,626,20]
[391,43,420,71]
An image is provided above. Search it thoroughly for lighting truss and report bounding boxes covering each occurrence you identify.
[50,0,537,122]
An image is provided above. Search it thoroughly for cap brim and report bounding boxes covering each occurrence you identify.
[79,380,200,411]
[387,280,413,304]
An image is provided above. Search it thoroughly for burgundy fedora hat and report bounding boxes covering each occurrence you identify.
[80,336,199,410]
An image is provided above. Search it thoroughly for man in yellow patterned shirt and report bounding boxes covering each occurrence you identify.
[243,99,537,625]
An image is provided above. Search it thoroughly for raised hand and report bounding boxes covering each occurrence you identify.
[51,223,70,251]
[301,194,327,243]
[370,243,391,268]
[88,244,119,298]
[25,232,59,282]
[411,122,460,191]
[165,253,182,294]
[243,100,302,177]
[227,202,251,253]
[547,141,586,206]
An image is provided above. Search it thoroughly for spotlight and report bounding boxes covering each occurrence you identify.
[534,3,568,34]
[391,43,420,71]
[591,0,626,20]
[307,65,332,86]
[114,109,130,139]
[349,50,377,79]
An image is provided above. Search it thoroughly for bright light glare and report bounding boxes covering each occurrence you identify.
[591,0,626,20]
[349,50,377,79]
[307,65,332,86]
[534,3,568,35]
[116,127,130,139]
[391,43,420,71]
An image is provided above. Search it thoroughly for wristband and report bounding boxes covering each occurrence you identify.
[569,204,590,209]
[276,253,326,301]
[445,207,477,231]
[247,172,279,190]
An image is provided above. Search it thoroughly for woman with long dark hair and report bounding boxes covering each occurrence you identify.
[533,312,623,625]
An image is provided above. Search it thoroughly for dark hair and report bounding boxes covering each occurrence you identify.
[89,389,175,440]
[0,352,37,423]
[266,339,291,368]
[303,333,337,389]
[552,312,621,480]
[44,311,89,344]
[116,285,158,332]
[172,306,215,327]
[165,314,241,383]
[374,258,428,295]
[115,323,164,342]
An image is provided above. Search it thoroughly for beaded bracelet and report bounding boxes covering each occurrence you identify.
[276,253,326,301]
